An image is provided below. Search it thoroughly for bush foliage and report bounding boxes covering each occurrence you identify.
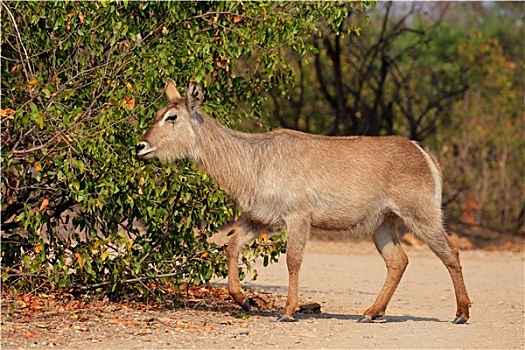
[1,1,370,297]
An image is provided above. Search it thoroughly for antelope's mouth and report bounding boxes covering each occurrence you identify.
[136,142,157,159]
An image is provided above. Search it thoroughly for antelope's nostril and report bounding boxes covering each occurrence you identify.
[135,142,146,154]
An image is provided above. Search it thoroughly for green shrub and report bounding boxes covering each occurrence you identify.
[1,1,369,298]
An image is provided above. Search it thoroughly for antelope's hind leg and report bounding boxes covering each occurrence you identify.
[416,227,472,324]
[359,220,409,323]
[225,217,263,311]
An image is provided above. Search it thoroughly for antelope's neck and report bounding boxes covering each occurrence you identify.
[192,115,256,204]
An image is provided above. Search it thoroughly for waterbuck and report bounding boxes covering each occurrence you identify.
[136,79,471,324]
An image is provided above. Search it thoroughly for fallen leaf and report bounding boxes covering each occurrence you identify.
[23,294,32,303]
[233,16,242,24]
[31,303,44,310]
[109,318,125,324]
[54,305,65,314]
[78,12,85,23]
[21,332,37,339]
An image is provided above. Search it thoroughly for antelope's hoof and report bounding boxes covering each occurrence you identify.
[452,316,468,324]
[357,316,374,323]
[277,315,297,322]
[240,298,251,312]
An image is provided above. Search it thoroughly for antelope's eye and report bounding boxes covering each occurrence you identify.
[165,114,177,122]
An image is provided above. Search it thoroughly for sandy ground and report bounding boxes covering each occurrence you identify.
[2,240,524,349]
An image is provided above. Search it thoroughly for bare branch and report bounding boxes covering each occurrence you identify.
[2,3,34,81]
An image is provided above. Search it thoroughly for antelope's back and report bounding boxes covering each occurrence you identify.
[252,133,440,229]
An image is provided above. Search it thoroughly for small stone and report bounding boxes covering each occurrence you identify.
[298,302,321,314]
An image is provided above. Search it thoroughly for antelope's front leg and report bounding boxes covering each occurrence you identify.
[225,218,260,311]
[225,247,247,311]
[278,219,310,322]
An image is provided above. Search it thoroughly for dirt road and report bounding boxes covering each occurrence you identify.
[2,240,524,349]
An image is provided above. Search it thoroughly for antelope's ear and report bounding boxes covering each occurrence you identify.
[165,79,181,103]
[187,82,203,111]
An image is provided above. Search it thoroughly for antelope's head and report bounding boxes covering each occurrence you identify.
[136,79,203,162]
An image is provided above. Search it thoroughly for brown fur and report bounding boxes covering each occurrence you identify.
[136,80,471,323]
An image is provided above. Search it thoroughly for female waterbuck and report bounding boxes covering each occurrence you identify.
[136,80,471,324]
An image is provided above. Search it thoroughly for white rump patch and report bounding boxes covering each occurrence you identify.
[411,141,442,206]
